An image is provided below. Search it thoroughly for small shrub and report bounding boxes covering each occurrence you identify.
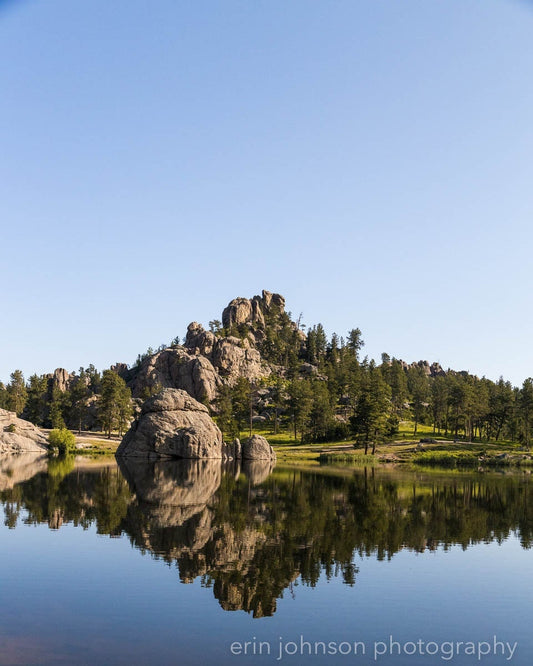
[6,423,16,433]
[48,428,76,455]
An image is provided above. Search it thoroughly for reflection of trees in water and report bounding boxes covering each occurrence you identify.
[2,459,533,616]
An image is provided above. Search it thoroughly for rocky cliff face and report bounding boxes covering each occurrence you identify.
[123,290,285,403]
[398,360,446,377]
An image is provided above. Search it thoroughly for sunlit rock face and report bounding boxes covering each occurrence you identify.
[0,409,48,455]
[117,388,223,459]
[122,290,286,403]
[241,435,276,461]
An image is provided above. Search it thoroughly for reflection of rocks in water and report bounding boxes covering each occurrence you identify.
[9,459,533,619]
[0,453,48,491]
[117,458,285,615]
[117,458,221,527]
[242,459,276,485]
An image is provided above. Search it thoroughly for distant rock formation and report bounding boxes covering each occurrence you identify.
[0,409,48,455]
[116,388,223,459]
[121,291,286,402]
[396,360,446,377]
[47,367,74,395]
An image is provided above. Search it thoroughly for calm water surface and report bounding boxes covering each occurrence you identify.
[1,455,533,665]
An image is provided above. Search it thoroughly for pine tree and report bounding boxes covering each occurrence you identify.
[26,374,48,425]
[7,370,27,415]
[99,370,131,438]
[70,369,90,434]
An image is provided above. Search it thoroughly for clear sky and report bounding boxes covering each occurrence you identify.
[1,0,533,386]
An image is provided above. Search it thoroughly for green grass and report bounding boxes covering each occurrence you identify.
[74,438,119,457]
[252,422,529,468]
[412,450,533,469]
[318,452,377,465]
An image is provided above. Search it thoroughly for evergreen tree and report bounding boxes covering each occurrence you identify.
[26,374,48,425]
[350,364,391,454]
[214,384,238,440]
[519,378,533,450]
[99,370,131,438]
[70,369,90,434]
[7,370,27,415]
[346,328,364,360]
[407,366,429,436]
[287,379,313,442]
[49,386,67,429]
[0,382,8,410]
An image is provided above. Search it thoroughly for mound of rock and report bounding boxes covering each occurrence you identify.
[117,388,223,459]
[0,409,48,455]
[242,435,276,461]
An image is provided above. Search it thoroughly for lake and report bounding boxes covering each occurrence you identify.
[1,455,532,665]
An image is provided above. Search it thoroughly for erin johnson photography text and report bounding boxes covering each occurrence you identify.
[229,635,518,661]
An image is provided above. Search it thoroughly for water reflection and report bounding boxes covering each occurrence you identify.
[1,457,533,617]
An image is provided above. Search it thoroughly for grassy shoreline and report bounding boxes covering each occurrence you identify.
[51,421,533,470]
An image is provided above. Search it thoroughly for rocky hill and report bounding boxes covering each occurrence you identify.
[118,290,293,402]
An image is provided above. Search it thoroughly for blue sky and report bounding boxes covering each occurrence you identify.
[1,0,532,386]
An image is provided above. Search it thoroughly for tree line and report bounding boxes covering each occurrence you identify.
[214,321,533,452]
[2,309,533,449]
[0,367,132,438]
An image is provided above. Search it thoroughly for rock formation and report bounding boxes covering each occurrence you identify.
[0,409,48,454]
[398,360,446,377]
[120,290,288,403]
[242,435,276,460]
[47,367,74,394]
[127,347,221,403]
[116,388,223,459]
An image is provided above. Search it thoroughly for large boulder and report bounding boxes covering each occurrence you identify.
[128,348,221,403]
[0,409,48,454]
[241,435,276,461]
[117,388,223,459]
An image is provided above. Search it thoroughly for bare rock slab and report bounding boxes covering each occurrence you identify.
[0,409,48,455]
[116,388,223,459]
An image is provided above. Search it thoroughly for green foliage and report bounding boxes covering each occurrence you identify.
[69,369,90,433]
[25,374,49,426]
[49,386,67,429]
[48,428,76,454]
[99,370,132,438]
[7,370,27,415]
[350,363,392,454]
[6,423,16,433]
[141,382,163,401]
[0,382,8,410]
